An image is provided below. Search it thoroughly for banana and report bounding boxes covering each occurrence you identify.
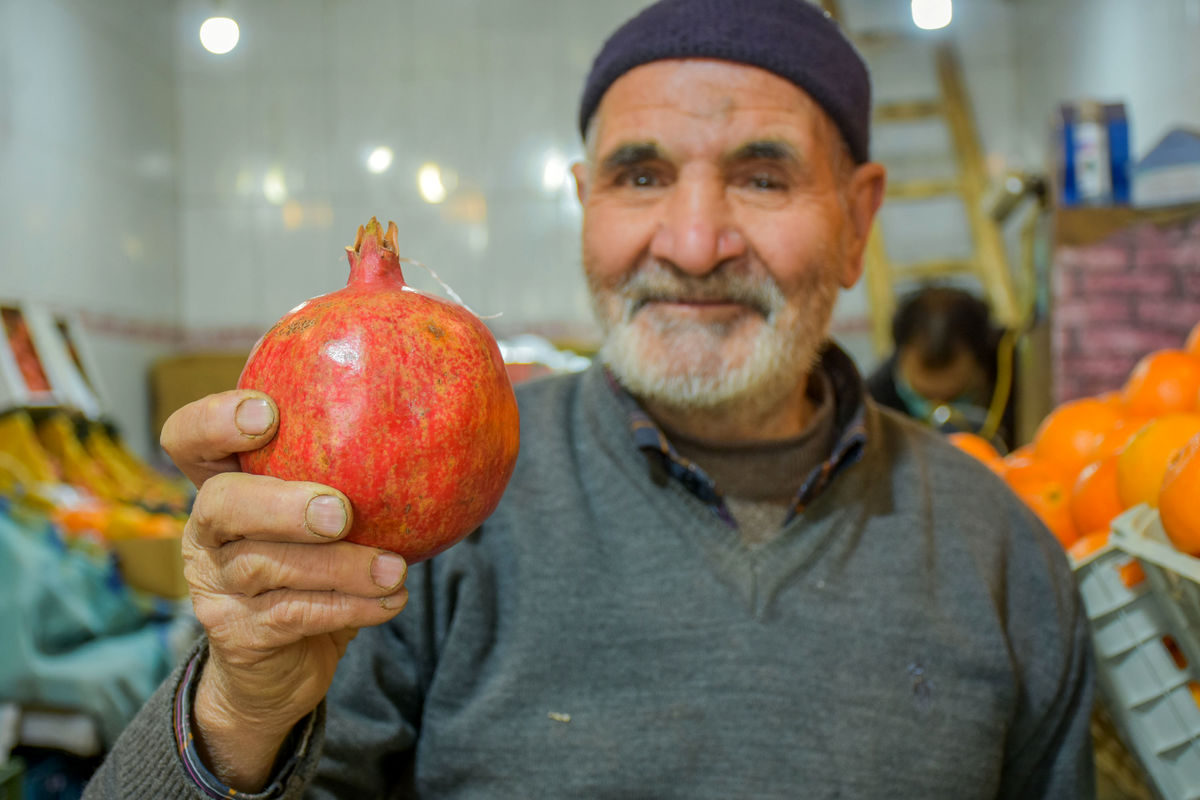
[35,412,124,502]
[85,423,150,496]
[0,410,60,484]
[102,426,190,511]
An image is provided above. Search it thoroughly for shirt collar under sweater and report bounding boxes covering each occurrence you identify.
[605,341,869,530]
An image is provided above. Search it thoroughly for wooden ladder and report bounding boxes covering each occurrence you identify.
[822,1,1021,356]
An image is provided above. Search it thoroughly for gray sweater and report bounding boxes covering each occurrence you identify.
[85,361,1094,798]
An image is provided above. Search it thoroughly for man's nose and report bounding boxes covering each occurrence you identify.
[649,177,746,275]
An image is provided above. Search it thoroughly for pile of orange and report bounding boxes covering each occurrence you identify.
[949,320,1200,557]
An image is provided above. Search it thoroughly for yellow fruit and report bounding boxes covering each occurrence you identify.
[0,411,59,483]
[1159,433,1200,555]
[1115,414,1200,508]
[36,413,123,501]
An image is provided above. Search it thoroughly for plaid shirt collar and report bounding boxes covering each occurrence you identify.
[606,342,869,529]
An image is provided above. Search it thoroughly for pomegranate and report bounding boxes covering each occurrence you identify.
[237,217,520,563]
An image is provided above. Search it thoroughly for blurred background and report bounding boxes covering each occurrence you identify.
[3,1,1200,796]
[3,0,1198,459]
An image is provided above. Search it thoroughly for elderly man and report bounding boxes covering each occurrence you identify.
[85,0,1094,797]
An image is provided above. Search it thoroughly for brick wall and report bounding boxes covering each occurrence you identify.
[1053,213,1200,404]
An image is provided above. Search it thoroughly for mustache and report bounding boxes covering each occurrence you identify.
[615,262,782,319]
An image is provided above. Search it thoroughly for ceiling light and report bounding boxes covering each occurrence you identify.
[366,146,394,174]
[911,0,952,30]
[418,163,447,204]
[199,16,240,54]
[542,153,568,192]
[262,168,288,204]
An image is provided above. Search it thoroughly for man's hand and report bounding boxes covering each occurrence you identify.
[162,390,409,791]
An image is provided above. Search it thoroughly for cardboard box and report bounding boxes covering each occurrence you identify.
[1132,129,1200,208]
[111,534,189,599]
[0,757,23,800]
[150,352,249,436]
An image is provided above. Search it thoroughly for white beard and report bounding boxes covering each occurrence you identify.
[590,259,840,416]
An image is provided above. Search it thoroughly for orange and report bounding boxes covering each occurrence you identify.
[1003,444,1035,468]
[1002,456,1058,488]
[1032,398,1122,474]
[1003,458,1079,548]
[1119,560,1146,588]
[1092,414,1152,460]
[1069,456,1124,536]
[947,432,1003,472]
[1004,444,1076,487]
[1067,530,1110,562]
[1163,635,1189,671]
[1116,413,1200,508]
[1121,349,1200,417]
[1159,432,1200,554]
[1186,320,1200,360]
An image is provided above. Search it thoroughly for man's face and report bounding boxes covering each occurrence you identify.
[898,344,989,406]
[573,59,882,415]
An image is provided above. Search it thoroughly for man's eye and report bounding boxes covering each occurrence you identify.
[747,174,784,191]
[616,169,660,188]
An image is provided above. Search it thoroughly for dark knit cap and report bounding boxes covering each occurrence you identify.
[578,0,872,163]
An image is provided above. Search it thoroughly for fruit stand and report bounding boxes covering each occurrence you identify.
[0,301,197,793]
[951,311,1200,798]
[1077,506,1200,800]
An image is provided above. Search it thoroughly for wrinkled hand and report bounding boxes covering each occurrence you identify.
[162,390,408,790]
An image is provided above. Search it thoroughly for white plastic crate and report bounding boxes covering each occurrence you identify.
[0,302,56,410]
[1075,505,1200,799]
[0,301,105,416]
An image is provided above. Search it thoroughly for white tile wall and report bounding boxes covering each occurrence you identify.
[6,0,1200,455]
[172,0,1048,372]
[1013,0,1200,163]
[1,0,179,456]
[172,0,658,346]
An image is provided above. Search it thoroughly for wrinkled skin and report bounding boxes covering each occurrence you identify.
[163,391,410,790]
[573,59,885,442]
[164,58,885,793]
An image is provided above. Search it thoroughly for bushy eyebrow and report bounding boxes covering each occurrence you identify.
[598,142,661,173]
[596,139,806,176]
[724,139,801,167]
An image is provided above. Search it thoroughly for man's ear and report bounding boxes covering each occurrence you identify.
[839,161,887,289]
[571,162,590,205]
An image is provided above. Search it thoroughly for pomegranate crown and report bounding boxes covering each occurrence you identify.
[345,217,404,286]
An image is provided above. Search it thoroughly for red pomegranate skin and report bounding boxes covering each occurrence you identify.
[237,218,520,563]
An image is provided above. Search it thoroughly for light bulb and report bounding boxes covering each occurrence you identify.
[366,146,394,174]
[200,16,240,54]
[262,169,287,204]
[542,153,568,192]
[911,0,952,30]
[418,164,447,204]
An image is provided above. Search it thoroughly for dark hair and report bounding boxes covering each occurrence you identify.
[891,287,995,371]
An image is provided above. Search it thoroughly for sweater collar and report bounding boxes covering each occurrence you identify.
[602,341,869,528]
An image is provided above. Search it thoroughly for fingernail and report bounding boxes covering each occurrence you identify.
[305,495,347,538]
[380,589,408,611]
[371,553,408,590]
[235,398,274,436]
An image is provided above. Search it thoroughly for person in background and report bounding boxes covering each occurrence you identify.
[866,285,1017,450]
[84,0,1093,797]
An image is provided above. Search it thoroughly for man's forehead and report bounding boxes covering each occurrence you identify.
[591,59,830,153]
[602,58,817,116]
